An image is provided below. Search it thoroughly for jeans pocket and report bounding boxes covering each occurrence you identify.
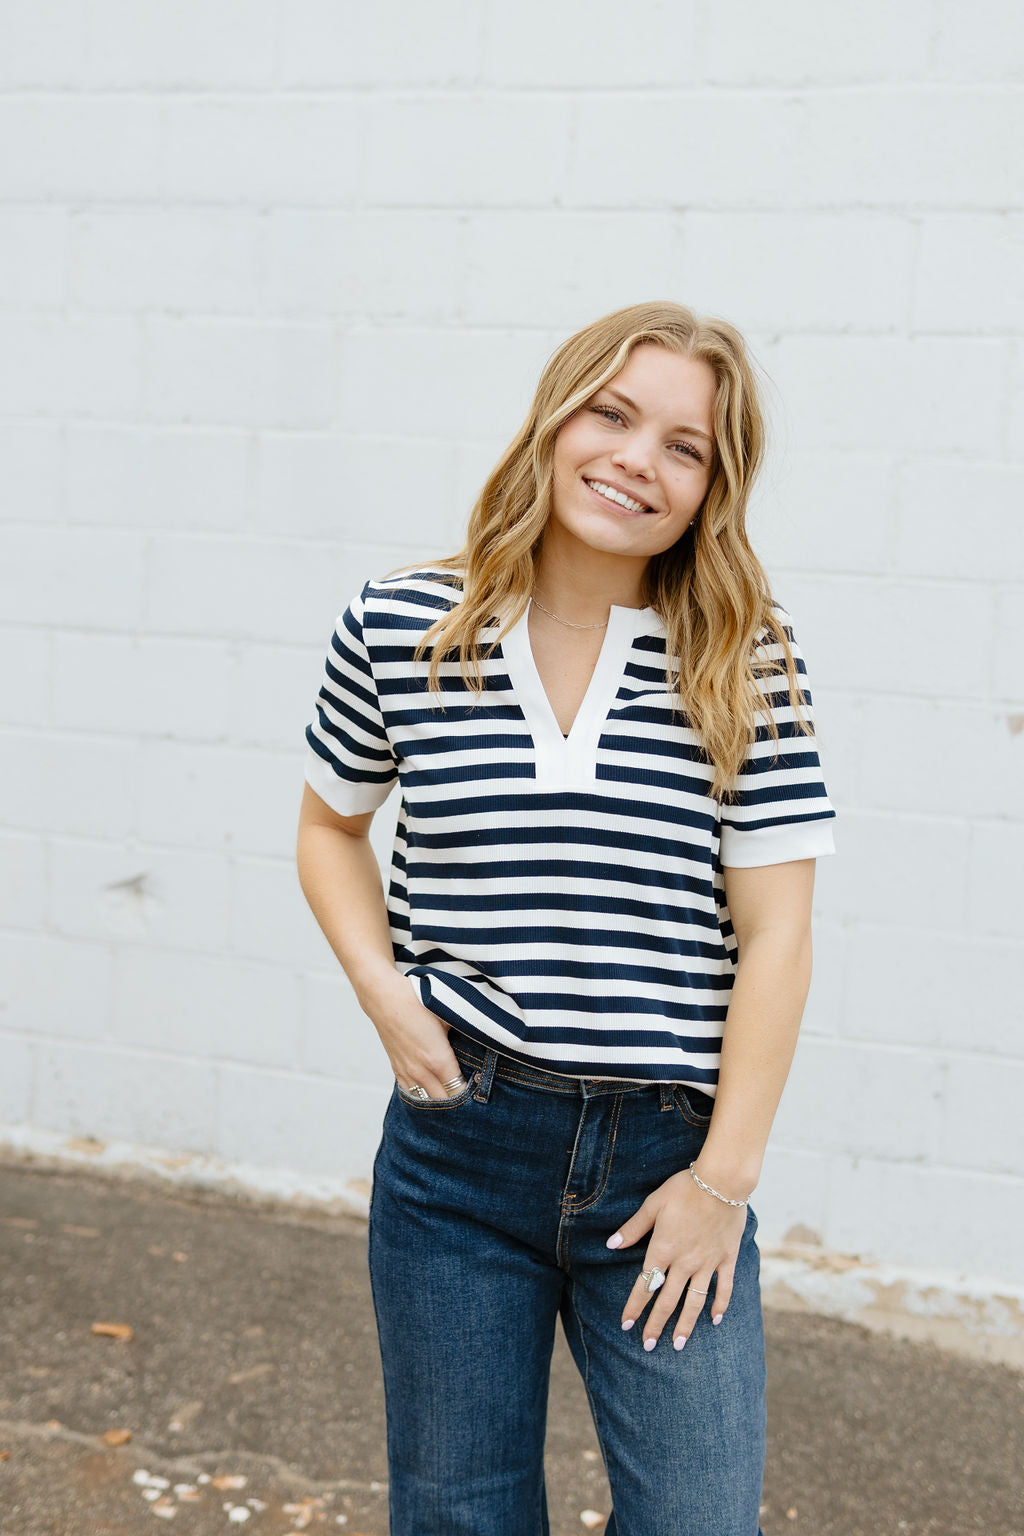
[672,1084,715,1127]
[395,1071,480,1111]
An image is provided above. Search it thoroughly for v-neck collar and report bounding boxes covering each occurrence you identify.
[499,597,656,787]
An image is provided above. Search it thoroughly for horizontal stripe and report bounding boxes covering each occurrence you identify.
[303,565,837,1092]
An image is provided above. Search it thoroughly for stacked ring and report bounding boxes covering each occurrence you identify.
[404,1076,468,1099]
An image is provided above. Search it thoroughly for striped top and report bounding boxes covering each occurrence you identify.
[304,565,837,1091]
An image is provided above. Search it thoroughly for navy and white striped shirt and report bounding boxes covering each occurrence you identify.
[304,565,837,1091]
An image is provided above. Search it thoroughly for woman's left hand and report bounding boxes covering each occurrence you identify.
[606,1168,748,1351]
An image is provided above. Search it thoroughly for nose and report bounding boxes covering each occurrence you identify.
[610,430,656,481]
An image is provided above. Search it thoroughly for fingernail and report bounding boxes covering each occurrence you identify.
[606,1233,623,1249]
[712,1314,723,1326]
[674,1334,687,1351]
[621,1318,634,1331]
[643,1337,656,1352]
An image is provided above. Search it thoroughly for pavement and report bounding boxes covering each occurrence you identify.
[1,1161,1022,1536]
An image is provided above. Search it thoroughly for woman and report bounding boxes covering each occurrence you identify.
[296,300,837,1536]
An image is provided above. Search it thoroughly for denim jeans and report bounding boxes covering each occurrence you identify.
[368,1027,767,1536]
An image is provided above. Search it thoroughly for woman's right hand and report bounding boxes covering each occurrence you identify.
[364,971,469,1099]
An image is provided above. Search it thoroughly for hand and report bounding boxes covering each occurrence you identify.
[364,972,467,1099]
[606,1168,748,1351]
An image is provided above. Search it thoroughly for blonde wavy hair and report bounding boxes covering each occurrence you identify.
[392,300,814,803]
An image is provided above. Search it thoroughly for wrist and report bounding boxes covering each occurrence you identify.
[688,1155,759,1205]
[354,962,406,1015]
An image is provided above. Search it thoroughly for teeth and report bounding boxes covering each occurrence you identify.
[585,479,649,514]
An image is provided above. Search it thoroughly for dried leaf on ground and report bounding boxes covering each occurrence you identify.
[91,1321,134,1341]
[227,1362,274,1384]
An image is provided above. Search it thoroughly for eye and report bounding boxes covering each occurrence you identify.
[588,402,707,465]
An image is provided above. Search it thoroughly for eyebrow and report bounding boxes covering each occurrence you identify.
[602,387,714,444]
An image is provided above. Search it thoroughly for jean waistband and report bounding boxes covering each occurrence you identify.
[447,1025,675,1101]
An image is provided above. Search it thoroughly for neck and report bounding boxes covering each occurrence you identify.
[532,537,648,622]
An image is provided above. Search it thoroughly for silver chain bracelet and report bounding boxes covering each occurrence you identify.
[688,1161,750,1207]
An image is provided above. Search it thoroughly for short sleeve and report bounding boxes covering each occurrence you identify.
[718,611,837,869]
[303,581,400,816]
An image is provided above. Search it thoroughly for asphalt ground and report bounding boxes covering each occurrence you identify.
[1,1162,1022,1536]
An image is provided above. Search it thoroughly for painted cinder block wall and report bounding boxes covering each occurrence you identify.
[1,2,1022,1313]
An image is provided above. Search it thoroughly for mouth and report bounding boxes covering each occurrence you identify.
[582,478,655,517]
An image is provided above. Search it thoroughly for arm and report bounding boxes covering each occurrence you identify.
[692,856,816,1196]
[607,856,818,1352]
[296,782,464,1098]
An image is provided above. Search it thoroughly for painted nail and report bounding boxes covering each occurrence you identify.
[674,1334,687,1351]
[606,1233,623,1249]
[643,1337,657,1352]
[621,1318,635,1331]
[712,1314,724,1326]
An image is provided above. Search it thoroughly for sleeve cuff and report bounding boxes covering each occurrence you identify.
[304,746,397,817]
[720,816,837,869]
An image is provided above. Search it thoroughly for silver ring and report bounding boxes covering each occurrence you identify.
[405,1084,430,1100]
[689,1287,709,1295]
[640,1266,666,1294]
[443,1075,468,1093]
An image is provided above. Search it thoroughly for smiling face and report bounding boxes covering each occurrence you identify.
[549,342,717,562]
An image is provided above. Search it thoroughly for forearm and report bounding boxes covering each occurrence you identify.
[295,822,402,1010]
[694,930,814,1198]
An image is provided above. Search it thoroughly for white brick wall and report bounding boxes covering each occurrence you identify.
[1,2,1021,1300]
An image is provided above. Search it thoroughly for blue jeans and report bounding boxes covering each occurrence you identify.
[368,1027,767,1536]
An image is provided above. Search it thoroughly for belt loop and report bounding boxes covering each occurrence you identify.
[659,1083,673,1112]
[473,1047,499,1103]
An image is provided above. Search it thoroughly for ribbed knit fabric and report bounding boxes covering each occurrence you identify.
[304,565,837,1090]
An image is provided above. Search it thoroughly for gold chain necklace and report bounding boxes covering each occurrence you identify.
[530,594,609,631]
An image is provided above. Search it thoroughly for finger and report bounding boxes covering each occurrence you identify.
[435,1048,471,1096]
[619,1250,673,1331]
[710,1262,735,1326]
[398,1056,469,1100]
[606,1195,657,1252]
[396,1075,439,1098]
[413,1029,463,1096]
[421,1064,469,1098]
[640,1270,690,1351]
[392,1013,466,1097]
[672,1272,717,1350]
